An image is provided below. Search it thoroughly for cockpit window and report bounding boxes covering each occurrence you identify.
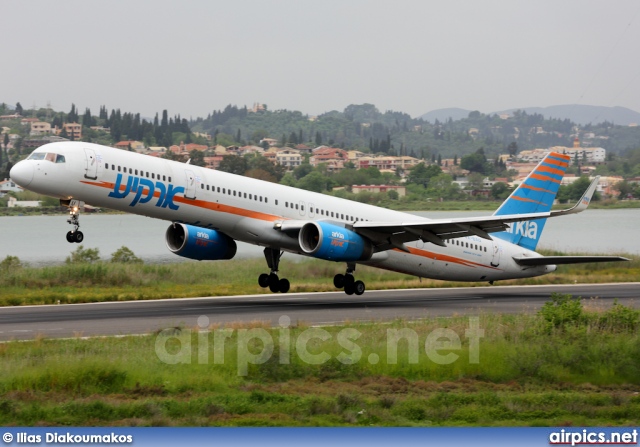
[26,152,65,163]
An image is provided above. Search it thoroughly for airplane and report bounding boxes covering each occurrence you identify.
[9,142,628,295]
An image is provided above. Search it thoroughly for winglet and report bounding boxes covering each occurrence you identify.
[551,175,600,217]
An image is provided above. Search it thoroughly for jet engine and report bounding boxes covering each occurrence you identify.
[166,223,237,261]
[298,221,373,262]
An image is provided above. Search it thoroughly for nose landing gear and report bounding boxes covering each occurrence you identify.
[65,199,84,243]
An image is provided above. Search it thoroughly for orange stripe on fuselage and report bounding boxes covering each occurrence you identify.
[403,247,501,271]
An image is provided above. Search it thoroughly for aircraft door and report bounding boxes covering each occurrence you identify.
[184,169,197,200]
[491,240,501,267]
[84,148,98,180]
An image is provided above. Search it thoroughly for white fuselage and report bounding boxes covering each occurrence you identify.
[12,142,554,282]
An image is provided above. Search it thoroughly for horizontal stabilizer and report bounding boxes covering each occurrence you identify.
[513,255,630,266]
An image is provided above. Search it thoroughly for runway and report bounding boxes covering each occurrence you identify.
[0,283,638,341]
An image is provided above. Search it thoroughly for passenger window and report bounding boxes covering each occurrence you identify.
[260,196,263,202]
[275,200,278,205]
[152,173,155,179]
[201,184,204,189]
[265,198,268,203]
[295,204,299,210]
[105,163,109,169]
[217,187,220,193]
[244,193,247,198]
[168,177,171,182]
[129,168,133,174]
[135,169,138,175]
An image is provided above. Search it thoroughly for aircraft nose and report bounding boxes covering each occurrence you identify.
[10,161,34,187]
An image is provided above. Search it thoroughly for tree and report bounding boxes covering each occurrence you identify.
[292,163,313,180]
[15,102,23,115]
[217,155,247,175]
[65,245,100,264]
[460,148,489,174]
[110,246,143,264]
[507,142,518,157]
[68,103,78,123]
[407,163,442,187]
[613,180,633,199]
[490,182,510,200]
[189,149,206,167]
[297,171,331,192]
[247,154,284,181]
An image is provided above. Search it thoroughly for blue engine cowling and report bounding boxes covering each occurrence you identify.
[166,223,237,261]
[298,222,373,262]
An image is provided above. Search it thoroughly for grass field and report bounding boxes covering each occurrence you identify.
[0,296,638,426]
[0,250,638,306]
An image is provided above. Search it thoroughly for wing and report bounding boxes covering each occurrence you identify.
[350,176,600,252]
[513,255,630,266]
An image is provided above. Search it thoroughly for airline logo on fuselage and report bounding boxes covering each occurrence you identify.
[108,173,185,210]
[505,220,539,240]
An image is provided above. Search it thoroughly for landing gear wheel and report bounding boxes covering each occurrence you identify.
[268,273,280,293]
[344,274,355,287]
[278,278,290,293]
[66,231,75,243]
[344,283,355,295]
[333,274,345,289]
[354,280,365,296]
[258,273,270,288]
[74,231,84,243]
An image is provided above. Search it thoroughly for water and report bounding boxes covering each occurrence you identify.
[0,209,637,266]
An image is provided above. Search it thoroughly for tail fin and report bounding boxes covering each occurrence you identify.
[492,152,570,250]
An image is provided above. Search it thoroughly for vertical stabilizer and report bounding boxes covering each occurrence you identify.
[492,152,570,250]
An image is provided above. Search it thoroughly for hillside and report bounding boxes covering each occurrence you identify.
[192,104,640,158]
[421,105,640,126]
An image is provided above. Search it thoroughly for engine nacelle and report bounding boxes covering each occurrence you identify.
[166,223,237,261]
[298,221,373,262]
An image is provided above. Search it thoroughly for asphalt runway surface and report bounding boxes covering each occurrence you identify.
[0,283,638,341]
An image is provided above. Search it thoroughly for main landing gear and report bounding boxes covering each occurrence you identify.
[258,247,290,293]
[333,263,366,296]
[65,200,84,243]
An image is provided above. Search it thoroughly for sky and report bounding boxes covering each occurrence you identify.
[2,0,640,120]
